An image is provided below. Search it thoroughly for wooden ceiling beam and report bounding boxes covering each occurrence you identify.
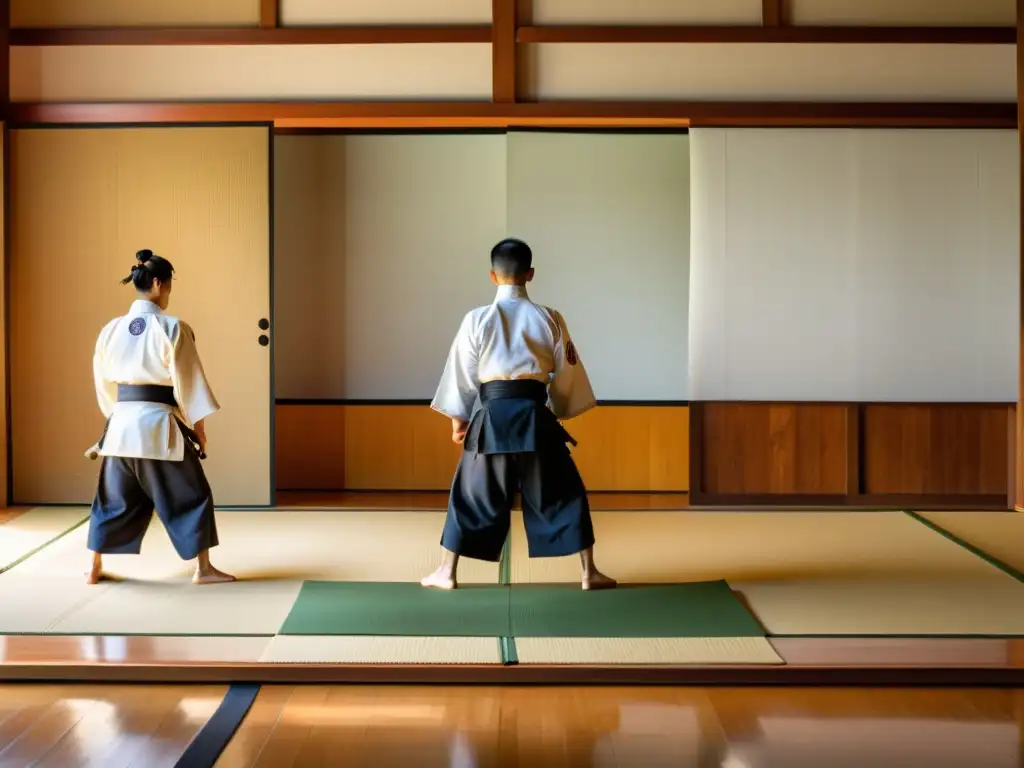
[514,25,1015,45]
[8,100,1014,129]
[9,26,492,46]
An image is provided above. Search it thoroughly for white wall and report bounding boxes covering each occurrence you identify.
[689,128,1020,402]
[274,132,692,401]
[507,132,690,400]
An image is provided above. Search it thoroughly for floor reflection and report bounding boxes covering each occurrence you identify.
[1,685,1021,767]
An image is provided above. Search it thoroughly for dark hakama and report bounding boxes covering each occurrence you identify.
[440,379,595,562]
[88,384,218,561]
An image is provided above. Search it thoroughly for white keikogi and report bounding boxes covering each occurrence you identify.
[87,299,219,460]
[430,284,597,423]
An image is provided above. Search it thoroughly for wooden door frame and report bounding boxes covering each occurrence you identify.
[3,121,277,507]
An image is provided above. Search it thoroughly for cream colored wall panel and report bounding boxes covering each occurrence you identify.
[281,0,490,25]
[789,0,1015,26]
[10,128,271,505]
[688,128,1019,403]
[532,44,1014,102]
[273,136,346,401]
[12,0,259,28]
[339,135,507,399]
[531,0,760,25]
[11,45,491,102]
[507,132,690,401]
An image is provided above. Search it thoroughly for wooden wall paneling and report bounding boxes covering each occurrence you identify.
[697,402,849,496]
[274,404,346,491]
[275,404,691,492]
[342,406,462,491]
[566,406,689,492]
[861,405,1010,496]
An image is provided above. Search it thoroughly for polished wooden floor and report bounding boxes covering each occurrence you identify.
[2,684,1022,767]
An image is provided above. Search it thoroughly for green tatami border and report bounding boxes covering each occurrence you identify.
[0,514,90,575]
[498,534,518,664]
[902,509,1024,586]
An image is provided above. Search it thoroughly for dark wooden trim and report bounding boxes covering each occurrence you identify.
[492,0,517,103]
[3,662,1024,686]
[259,0,279,30]
[690,400,1017,409]
[515,25,1015,45]
[762,0,783,27]
[8,101,1016,129]
[274,398,690,406]
[691,494,1009,510]
[1017,0,1024,511]
[688,401,705,502]
[2,125,10,508]
[846,403,861,497]
[9,26,492,46]
[1008,404,1017,510]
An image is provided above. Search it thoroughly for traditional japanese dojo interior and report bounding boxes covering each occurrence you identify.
[2,0,1024,764]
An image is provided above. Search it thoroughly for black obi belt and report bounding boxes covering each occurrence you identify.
[462,379,576,455]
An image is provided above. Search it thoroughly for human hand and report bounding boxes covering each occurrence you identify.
[452,418,468,444]
[194,420,208,453]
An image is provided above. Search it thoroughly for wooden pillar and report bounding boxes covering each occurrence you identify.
[1,0,9,507]
[1016,0,1024,510]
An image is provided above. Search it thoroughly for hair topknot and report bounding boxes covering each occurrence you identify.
[121,249,174,289]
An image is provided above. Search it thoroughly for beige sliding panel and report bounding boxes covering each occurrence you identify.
[10,127,272,506]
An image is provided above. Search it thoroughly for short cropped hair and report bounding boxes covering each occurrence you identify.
[490,238,533,278]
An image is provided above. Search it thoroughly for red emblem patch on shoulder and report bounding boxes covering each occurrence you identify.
[565,340,578,366]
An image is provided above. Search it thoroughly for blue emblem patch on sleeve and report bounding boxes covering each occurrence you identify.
[128,317,146,337]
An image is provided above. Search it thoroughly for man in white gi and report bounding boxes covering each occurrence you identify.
[422,238,616,591]
[85,249,234,585]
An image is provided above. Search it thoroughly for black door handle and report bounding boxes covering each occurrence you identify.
[258,335,269,347]
[258,318,270,330]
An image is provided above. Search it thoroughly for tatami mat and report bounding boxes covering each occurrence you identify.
[514,637,783,665]
[919,512,1024,576]
[0,507,88,572]
[260,635,503,664]
[7,507,1024,639]
[510,511,1024,636]
[0,510,495,635]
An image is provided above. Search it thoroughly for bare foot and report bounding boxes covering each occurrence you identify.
[193,566,236,585]
[582,570,617,591]
[421,567,457,590]
[85,565,110,585]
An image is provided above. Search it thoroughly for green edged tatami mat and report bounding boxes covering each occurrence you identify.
[0,507,88,573]
[279,582,511,636]
[509,581,764,638]
[278,580,765,639]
